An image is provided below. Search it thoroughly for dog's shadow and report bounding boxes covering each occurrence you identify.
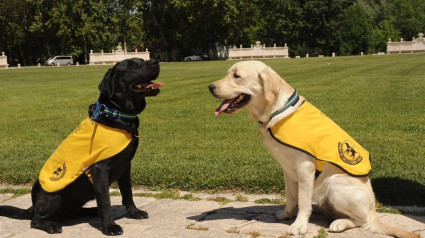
[187,205,330,227]
[0,204,129,234]
[372,177,425,207]
[61,205,128,233]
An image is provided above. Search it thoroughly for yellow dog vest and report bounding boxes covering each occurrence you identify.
[269,102,371,176]
[39,117,132,192]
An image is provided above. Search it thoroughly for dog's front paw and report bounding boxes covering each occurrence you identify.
[103,223,123,236]
[275,208,295,220]
[128,209,149,219]
[287,219,308,235]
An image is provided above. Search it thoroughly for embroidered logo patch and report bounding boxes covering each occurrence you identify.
[50,163,66,181]
[338,140,363,165]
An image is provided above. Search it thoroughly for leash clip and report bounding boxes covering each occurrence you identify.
[91,101,105,123]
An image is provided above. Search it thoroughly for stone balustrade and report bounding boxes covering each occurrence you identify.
[0,52,8,68]
[89,44,150,65]
[387,33,425,54]
[228,41,289,60]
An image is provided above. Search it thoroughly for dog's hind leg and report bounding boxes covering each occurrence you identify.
[31,194,63,234]
[77,207,99,217]
[30,219,62,234]
[329,218,358,232]
[326,175,371,232]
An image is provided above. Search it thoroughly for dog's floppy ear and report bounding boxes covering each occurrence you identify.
[259,67,281,103]
[98,65,117,98]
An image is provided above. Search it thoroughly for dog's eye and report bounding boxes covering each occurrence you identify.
[234,73,240,78]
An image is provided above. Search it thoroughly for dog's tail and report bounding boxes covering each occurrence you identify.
[0,206,33,220]
[366,211,421,238]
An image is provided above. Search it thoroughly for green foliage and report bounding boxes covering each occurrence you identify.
[0,188,32,198]
[338,4,372,55]
[254,198,285,205]
[388,0,425,39]
[235,195,248,202]
[313,228,328,238]
[1,0,425,64]
[370,20,401,52]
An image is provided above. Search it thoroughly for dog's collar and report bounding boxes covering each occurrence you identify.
[91,101,138,122]
[270,89,299,119]
[259,89,299,125]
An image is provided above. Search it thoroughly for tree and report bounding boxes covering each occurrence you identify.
[388,0,425,40]
[0,0,33,65]
[1,0,424,64]
[370,20,400,52]
[338,3,373,55]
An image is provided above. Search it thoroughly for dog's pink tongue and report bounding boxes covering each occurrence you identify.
[146,82,164,88]
[215,99,232,116]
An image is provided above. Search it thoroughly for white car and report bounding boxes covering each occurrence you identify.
[184,54,208,61]
[45,56,73,66]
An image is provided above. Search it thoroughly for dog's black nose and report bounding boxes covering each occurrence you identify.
[208,83,216,94]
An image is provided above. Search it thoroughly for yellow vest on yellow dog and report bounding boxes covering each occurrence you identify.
[39,117,132,193]
[269,102,371,176]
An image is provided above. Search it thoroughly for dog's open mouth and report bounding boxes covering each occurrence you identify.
[132,82,164,96]
[215,94,251,116]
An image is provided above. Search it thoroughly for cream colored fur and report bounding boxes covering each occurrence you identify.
[210,60,420,238]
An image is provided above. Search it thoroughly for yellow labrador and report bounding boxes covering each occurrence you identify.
[209,61,420,238]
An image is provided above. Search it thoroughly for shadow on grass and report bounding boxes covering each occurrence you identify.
[372,177,425,207]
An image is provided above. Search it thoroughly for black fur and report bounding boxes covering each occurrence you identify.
[1,58,160,235]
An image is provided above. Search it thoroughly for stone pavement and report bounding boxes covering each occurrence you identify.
[0,190,424,238]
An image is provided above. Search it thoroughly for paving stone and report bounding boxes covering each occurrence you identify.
[0,193,423,238]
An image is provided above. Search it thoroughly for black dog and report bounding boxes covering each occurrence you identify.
[28,58,162,235]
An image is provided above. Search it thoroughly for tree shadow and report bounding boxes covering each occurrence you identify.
[372,177,425,206]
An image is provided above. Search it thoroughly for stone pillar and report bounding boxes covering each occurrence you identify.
[17,64,21,68]
[89,50,93,65]
[306,54,309,58]
[0,52,9,68]
[332,52,336,57]
[37,63,41,68]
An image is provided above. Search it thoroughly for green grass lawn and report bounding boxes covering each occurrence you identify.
[0,54,424,206]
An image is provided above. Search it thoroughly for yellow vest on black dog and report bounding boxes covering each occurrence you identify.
[39,118,132,192]
[269,102,371,176]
